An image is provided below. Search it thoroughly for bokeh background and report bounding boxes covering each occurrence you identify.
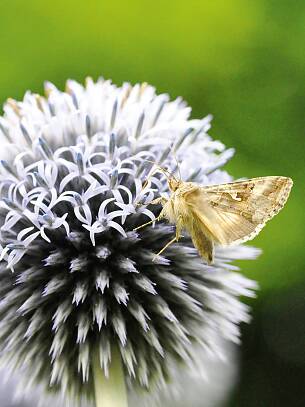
[0,0,304,406]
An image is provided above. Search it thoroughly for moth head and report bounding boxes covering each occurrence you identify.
[143,159,182,192]
[168,177,181,192]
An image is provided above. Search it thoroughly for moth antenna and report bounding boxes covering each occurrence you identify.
[137,168,157,200]
[136,160,168,205]
[173,151,182,181]
[142,159,172,180]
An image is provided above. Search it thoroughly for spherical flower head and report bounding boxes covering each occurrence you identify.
[0,78,259,405]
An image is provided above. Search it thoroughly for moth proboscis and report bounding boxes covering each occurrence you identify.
[134,164,293,264]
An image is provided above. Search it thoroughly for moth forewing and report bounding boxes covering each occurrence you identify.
[185,176,293,247]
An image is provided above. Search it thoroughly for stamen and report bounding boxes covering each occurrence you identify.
[38,137,53,160]
[110,99,118,129]
[135,112,145,139]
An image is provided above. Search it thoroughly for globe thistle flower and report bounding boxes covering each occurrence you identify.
[0,78,259,406]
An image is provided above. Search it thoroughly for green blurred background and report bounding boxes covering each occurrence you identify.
[0,1,304,405]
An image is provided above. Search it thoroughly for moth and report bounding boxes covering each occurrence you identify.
[134,166,293,264]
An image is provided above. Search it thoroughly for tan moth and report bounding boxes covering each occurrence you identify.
[134,165,293,264]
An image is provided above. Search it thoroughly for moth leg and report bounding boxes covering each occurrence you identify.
[152,216,183,261]
[135,196,167,208]
[133,208,166,231]
[149,197,166,205]
[133,217,158,231]
[152,236,177,261]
